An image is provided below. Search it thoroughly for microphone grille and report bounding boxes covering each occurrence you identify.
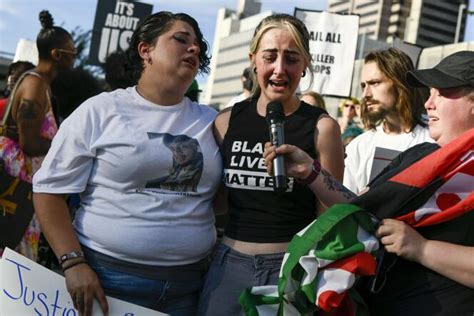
[266,101,284,124]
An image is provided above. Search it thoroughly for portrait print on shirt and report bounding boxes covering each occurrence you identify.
[146,133,203,192]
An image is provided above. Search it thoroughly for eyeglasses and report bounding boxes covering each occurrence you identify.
[56,48,78,57]
[344,103,356,109]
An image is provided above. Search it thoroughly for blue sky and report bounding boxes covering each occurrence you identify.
[0,0,472,83]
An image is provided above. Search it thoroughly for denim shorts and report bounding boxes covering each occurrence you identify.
[83,246,208,316]
[197,243,285,316]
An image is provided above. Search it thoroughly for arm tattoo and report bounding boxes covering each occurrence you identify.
[18,99,42,120]
[321,169,356,201]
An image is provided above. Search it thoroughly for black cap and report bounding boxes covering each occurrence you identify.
[406,51,474,88]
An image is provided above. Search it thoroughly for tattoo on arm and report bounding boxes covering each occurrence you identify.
[18,99,42,120]
[321,169,356,201]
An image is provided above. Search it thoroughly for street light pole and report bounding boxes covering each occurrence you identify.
[454,3,467,43]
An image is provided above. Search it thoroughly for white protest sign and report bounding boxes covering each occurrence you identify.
[13,38,39,66]
[0,248,167,316]
[295,9,359,97]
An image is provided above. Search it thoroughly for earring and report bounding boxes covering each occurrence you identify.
[302,70,306,78]
[253,67,257,74]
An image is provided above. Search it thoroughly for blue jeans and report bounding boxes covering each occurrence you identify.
[197,243,285,316]
[84,247,206,316]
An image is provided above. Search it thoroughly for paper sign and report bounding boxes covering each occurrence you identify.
[0,248,167,316]
[295,9,359,97]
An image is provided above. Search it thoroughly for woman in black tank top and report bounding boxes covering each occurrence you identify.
[198,14,344,316]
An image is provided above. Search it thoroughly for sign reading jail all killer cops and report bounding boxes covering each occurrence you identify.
[295,9,359,97]
[88,0,153,65]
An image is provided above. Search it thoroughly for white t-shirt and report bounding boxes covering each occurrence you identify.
[343,124,434,194]
[33,87,222,266]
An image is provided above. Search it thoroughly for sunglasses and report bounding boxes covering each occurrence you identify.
[56,48,78,57]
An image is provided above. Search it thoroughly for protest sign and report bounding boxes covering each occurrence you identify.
[0,248,167,316]
[295,9,359,97]
[88,0,153,65]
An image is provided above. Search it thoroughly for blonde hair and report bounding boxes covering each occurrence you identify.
[249,14,313,98]
[339,97,360,111]
[301,91,326,110]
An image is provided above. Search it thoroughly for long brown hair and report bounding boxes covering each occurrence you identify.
[362,48,426,131]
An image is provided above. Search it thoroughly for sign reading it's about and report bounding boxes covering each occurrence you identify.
[88,0,153,66]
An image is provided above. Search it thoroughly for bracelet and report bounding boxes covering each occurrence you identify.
[298,160,321,185]
[62,258,88,272]
[58,250,84,265]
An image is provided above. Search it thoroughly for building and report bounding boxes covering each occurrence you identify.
[328,0,469,48]
[204,0,272,109]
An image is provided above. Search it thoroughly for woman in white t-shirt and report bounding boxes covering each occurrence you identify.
[33,11,222,316]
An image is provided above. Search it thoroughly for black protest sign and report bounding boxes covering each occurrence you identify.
[88,0,153,65]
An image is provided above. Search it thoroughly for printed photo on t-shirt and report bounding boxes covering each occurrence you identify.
[146,133,203,192]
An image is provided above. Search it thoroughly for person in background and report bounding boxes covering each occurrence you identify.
[103,50,137,91]
[263,50,474,316]
[33,11,222,316]
[224,66,253,108]
[0,61,35,120]
[300,90,326,110]
[337,97,361,133]
[344,48,433,194]
[337,97,364,146]
[0,10,75,261]
[198,14,344,315]
[51,68,103,124]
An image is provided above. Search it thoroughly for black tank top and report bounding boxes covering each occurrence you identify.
[223,98,326,242]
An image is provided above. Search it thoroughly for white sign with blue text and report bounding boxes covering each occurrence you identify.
[0,248,167,316]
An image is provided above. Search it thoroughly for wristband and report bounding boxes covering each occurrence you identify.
[62,258,88,272]
[59,250,84,265]
[298,160,321,185]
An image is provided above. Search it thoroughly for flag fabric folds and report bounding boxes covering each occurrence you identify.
[239,204,379,316]
[240,129,474,316]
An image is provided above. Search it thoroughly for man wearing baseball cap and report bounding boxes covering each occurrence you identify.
[262,50,474,315]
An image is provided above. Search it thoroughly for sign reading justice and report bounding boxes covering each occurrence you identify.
[0,248,166,316]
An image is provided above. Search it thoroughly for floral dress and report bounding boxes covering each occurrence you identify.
[0,71,58,260]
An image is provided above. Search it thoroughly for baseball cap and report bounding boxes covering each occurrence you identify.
[406,51,474,88]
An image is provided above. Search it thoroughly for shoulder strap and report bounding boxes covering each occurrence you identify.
[2,71,37,126]
[1,71,51,127]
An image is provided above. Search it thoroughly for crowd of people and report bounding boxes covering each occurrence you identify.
[0,8,472,316]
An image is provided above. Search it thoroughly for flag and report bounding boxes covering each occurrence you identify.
[240,129,474,316]
[239,204,379,316]
[355,128,474,224]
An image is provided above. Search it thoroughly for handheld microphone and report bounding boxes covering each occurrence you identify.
[266,101,287,193]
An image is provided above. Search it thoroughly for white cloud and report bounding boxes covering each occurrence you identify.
[0,0,20,16]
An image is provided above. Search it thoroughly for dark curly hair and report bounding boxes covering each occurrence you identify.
[37,10,73,60]
[126,11,210,81]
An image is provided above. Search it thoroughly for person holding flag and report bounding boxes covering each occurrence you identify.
[262,50,474,315]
